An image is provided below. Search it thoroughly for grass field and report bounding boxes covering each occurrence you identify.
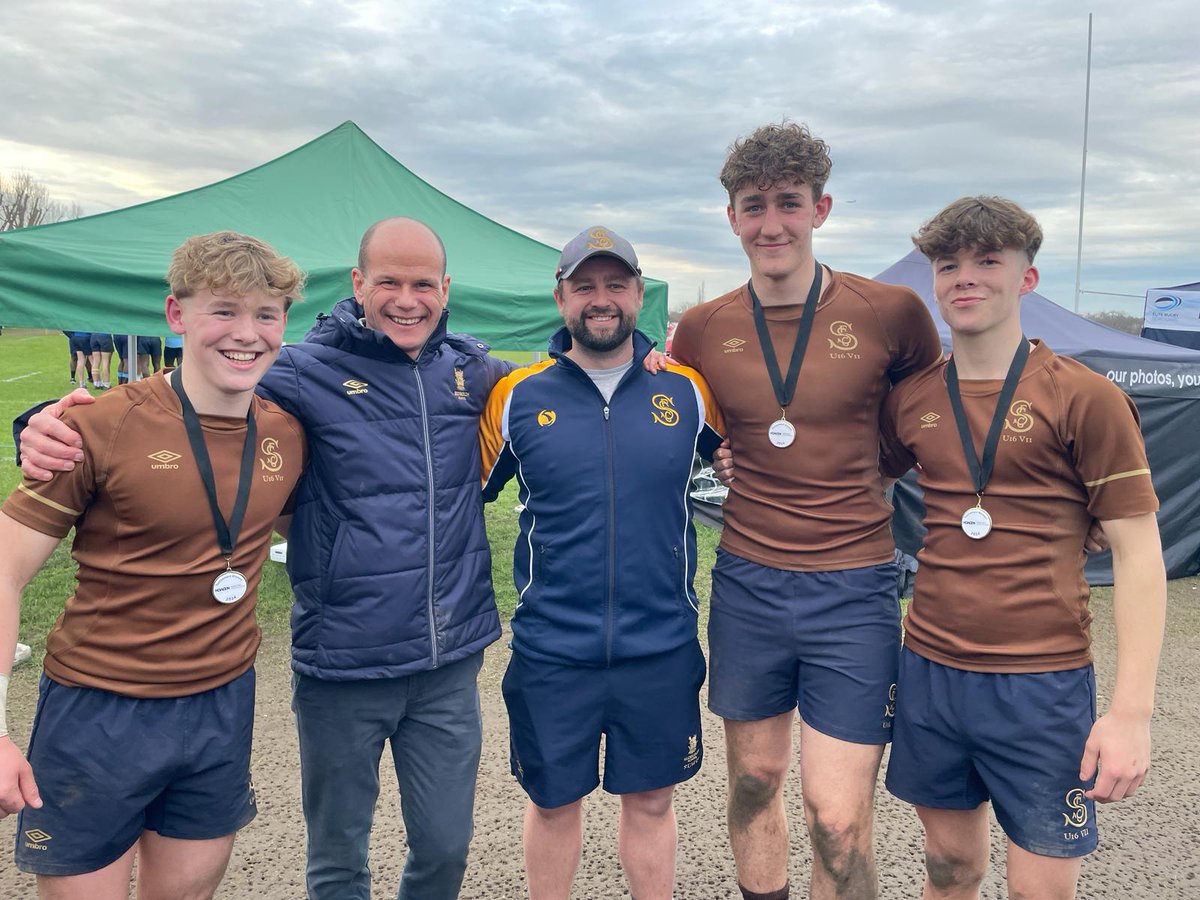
[0,328,720,659]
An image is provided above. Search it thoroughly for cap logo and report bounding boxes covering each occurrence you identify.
[586,228,615,251]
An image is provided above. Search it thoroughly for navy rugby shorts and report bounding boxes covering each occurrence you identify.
[707,548,901,743]
[87,333,114,353]
[886,648,1099,858]
[502,640,706,809]
[16,669,257,876]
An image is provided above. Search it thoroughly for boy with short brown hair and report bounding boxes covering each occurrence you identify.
[881,196,1165,899]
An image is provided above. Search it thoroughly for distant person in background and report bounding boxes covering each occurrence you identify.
[112,334,133,385]
[69,332,91,387]
[88,332,114,390]
[138,335,163,378]
[162,334,183,372]
[62,332,75,382]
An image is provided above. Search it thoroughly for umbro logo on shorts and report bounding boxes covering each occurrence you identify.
[23,829,52,850]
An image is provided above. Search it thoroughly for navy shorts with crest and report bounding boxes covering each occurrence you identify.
[707,548,901,743]
[502,641,706,809]
[15,669,257,876]
[886,648,1099,858]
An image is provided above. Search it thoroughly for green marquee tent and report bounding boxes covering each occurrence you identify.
[0,121,668,348]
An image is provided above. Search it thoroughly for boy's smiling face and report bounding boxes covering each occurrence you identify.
[165,287,287,413]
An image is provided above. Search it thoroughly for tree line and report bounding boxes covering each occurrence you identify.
[0,171,82,231]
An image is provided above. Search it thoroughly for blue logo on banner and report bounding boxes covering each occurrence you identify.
[1154,295,1182,310]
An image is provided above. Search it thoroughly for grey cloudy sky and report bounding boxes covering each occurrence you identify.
[3,0,1197,316]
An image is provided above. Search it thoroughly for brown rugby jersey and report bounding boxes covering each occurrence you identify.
[879,340,1158,672]
[672,271,942,571]
[2,373,306,697]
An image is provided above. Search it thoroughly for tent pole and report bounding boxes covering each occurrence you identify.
[127,335,139,382]
[1073,13,1093,314]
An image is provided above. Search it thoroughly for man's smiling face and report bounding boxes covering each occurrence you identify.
[353,219,450,359]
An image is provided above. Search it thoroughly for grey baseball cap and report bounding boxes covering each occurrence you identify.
[556,226,641,281]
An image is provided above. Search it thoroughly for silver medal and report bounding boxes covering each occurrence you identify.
[960,506,993,540]
[213,569,249,604]
[768,418,796,448]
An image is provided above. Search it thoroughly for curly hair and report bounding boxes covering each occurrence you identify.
[720,122,833,203]
[167,231,305,308]
[913,197,1043,264]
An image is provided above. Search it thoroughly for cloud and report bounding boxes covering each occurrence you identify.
[2,0,1196,315]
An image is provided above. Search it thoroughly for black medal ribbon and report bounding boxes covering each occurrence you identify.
[171,369,257,564]
[749,263,823,413]
[945,339,1030,498]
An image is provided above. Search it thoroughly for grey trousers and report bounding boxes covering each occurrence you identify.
[292,652,485,900]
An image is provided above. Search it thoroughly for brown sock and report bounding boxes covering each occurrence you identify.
[738,883,789,900]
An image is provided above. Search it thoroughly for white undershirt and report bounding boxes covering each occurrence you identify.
[580,359,634,403]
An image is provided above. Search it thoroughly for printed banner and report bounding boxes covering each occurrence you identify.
[1143,289,1200,333]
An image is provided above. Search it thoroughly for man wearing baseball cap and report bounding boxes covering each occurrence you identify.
[482,226,725,900]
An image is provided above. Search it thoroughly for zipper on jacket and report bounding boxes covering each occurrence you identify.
[413,363,439,668]
[603,403,616,666]
[557,354,628,667]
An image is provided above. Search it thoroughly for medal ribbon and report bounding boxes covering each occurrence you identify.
[945,339,1030,499]
[749,263,823,414]
[171,369,257,565]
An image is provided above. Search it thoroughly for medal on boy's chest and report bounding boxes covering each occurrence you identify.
[945,340,1030,540]
[750,264,822,450]
[213,568,249,604]
[768,415,796,448]
[171,369,257,604]
[960,500,993,540]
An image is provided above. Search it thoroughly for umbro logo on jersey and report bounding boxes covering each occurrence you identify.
[343,379,369,396]
[722,338,746,353]
[148,450,181,469]
[920,412,940,429]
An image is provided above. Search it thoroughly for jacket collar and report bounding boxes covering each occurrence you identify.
[306,298,450,363]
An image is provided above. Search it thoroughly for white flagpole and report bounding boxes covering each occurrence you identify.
[1074,13,1093,313]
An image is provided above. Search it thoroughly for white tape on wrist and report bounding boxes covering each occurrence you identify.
[0,673,9,738]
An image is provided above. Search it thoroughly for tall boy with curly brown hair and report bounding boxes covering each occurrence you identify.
[672,123,942,899]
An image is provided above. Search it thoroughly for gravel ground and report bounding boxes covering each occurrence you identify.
[3,577,1198,898]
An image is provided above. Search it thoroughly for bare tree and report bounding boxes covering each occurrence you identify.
[0,170,83,231]
[1084,310,1144,336]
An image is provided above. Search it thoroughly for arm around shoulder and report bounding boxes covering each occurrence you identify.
[16,389,95,482]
